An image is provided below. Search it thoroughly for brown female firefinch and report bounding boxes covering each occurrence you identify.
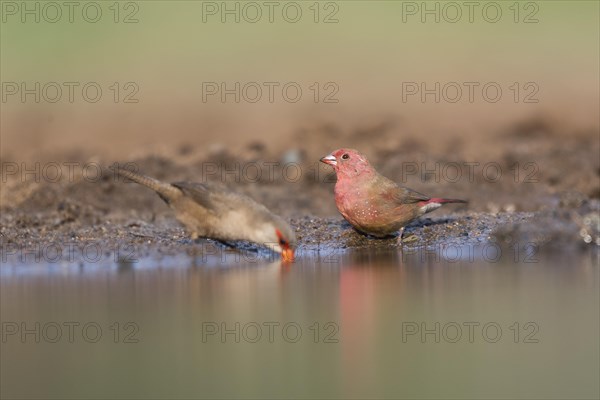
[320,148,467,238]
[112,167,296,261]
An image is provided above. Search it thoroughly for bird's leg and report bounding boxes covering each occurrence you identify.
[396,227,405,245]
[398,227,418,244]
[214,239,235,249]
[188,230,234,250]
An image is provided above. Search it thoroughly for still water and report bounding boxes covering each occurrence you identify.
[1,247,599,399]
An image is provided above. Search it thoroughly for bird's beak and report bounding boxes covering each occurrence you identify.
[320,154,337,166]
[281,248,295,263]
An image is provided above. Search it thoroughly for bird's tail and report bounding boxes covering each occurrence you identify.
[427,198,468,205]
[111,166,181,202]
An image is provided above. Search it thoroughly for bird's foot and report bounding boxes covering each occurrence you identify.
[396,227,418,245]
[401,234,418,244]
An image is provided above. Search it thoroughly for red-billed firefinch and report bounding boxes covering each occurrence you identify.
[112,167,296,261]
[320,148,466,238]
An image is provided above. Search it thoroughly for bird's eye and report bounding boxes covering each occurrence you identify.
[275,229,289,248]
[341,153,349,160]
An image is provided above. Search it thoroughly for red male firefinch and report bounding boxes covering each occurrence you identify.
[320,148,466,238]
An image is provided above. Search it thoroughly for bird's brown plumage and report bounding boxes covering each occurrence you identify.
[112,166,296,259]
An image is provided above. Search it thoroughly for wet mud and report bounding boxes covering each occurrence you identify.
[1,122,598,264]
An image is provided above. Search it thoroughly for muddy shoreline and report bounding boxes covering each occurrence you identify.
[1,127,598,265]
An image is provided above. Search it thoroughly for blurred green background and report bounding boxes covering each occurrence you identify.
[1,1,598,159]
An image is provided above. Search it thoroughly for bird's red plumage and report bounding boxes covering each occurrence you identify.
[322,148,466,237]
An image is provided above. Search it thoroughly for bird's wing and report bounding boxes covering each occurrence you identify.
[377,176,430,205]
[171,181,235,213]
[173,181,270,214]
[392,186,431,204]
